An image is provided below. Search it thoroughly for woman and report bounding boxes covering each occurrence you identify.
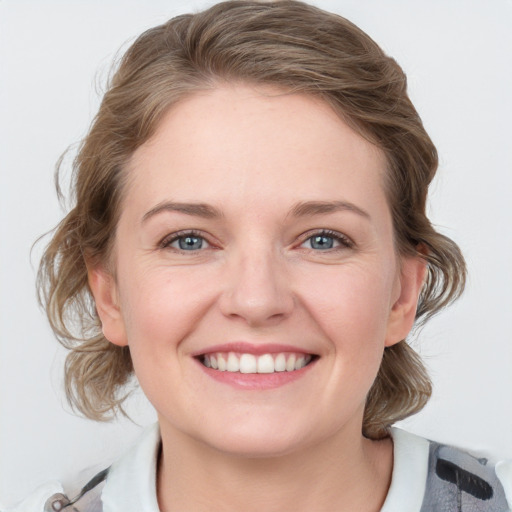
[6,1,511,511]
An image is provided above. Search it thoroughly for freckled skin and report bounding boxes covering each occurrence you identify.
[89,85,425,510]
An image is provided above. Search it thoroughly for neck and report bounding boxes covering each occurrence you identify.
[157,420,393,512]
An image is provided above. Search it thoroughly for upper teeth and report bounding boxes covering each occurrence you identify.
[202,352,312,374]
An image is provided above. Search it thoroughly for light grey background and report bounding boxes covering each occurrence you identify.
[1,0,511,507]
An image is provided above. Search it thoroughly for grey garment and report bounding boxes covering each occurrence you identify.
[420,441,508,512]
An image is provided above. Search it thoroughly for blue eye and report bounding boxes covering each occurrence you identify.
[301,231,352,251]
[163,232,210,251]
[309,234,335,250]
[175,235,204,250]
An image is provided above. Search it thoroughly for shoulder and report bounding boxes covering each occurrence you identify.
[2,424,160,512]
[390,428,512,512]
[423,439,511,511]
[2,481,65,512]
[1,470,107,512]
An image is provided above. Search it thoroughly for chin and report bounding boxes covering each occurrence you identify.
[191,414,321,459]
[208,432,307,459]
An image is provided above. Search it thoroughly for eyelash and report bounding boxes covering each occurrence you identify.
[299,229,354,251]
[159,229,354,253]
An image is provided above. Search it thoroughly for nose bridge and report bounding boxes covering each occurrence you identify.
[220,240,294,326]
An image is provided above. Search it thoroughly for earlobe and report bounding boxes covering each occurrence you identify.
[385,256,427,347]
[87,264,128,347]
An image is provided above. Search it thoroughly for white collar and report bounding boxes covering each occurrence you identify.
[101,424,430,512]
[101,423,161,512]
[381,428,430,512]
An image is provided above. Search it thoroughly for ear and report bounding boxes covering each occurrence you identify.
[385,255,427,347]
[87,264,128,347]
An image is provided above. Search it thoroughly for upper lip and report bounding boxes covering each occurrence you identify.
[191,342,317,357]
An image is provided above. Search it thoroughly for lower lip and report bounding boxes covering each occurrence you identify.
[195,358,317,390]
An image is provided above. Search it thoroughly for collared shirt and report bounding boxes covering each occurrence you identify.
[5,424,512,511]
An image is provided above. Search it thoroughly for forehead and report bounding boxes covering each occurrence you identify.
[126,85,388,217]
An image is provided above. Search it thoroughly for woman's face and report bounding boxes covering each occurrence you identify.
[91,85,424,456]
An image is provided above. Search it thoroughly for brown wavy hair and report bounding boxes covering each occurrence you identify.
[37,0,466,438]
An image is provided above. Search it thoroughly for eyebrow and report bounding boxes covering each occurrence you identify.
[142,201,223,223]
[289,200,371,220]
[141,199,370,223]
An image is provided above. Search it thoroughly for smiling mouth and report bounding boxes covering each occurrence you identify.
[198,352,317,374]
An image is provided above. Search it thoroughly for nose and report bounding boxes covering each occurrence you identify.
[218,247,295,327]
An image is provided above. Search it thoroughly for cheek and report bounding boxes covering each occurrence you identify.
[117,264,217,352]
[116,269,209,402]
[299,263,395,350]
[287,264,396,429]
[304,266,395,403]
